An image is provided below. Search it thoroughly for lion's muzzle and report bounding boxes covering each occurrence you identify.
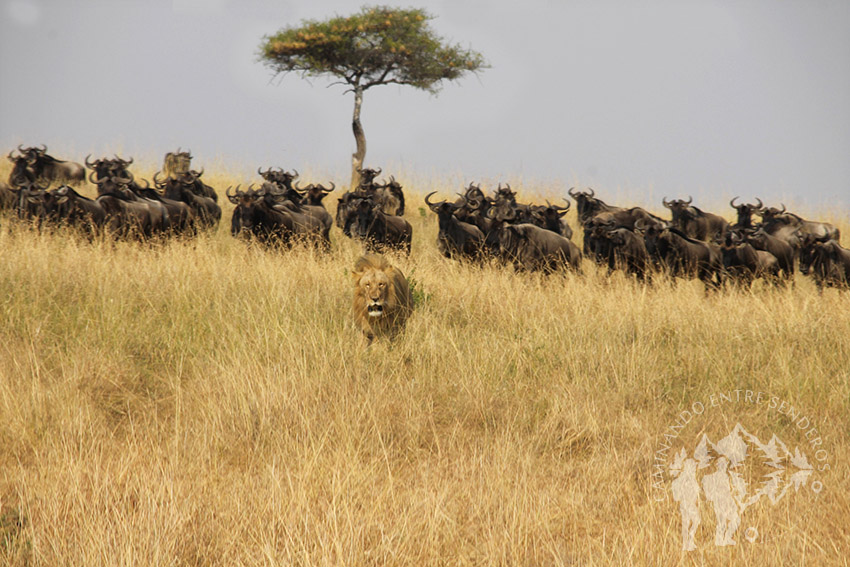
[367,302,384,317]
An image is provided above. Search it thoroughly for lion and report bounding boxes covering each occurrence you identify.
[352,254,413,343]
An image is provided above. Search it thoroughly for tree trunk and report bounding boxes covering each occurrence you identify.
[350,86,366,189]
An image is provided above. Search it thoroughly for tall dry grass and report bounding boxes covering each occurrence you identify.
[0,162,848,565]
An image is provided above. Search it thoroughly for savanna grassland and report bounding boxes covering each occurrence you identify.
[0,160,848,566]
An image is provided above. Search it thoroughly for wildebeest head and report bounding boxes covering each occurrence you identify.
[531,199,570,231]
[759,203,787,223]
[730,196,762,229]
[226,184,263,236]
[424,191,461,219]
[662,196,693,223]
[357,167,381,190]
[295,181,335,207]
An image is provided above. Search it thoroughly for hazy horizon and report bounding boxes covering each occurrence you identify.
[2,0,848,210]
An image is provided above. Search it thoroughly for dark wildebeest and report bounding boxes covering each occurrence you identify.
[349,197,412,254]
[799,236,850,292]
[228,186,329,248]
[51,186,107,234]
[729,197,762,230]
[593,224,650,280]
[7,145,85,186]
[740,227,795,283]
[158,172,220,231]
[568,187,626,225]
[258,167,301,204]
[760,204,840,243]
[498,223,582,273]
[643,226,722,290]
[530,199,573,240]
[800,235,850,292]
[720,232,780,288]
[95,175,167,239]
[662,196,729,241]
[425,192,485,260]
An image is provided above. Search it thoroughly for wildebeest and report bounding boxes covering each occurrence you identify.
[498,223,582,273]
[799,236,850,291]
[50,186,107,234]
[760,204,840,243]
[643,226,722,290]
[593,225,650,280]
[227,185,329,248]
[663,196,729,241]
[8,145,86,186]
[373,175,406,216]
[348,197,412,254]
[425,192,485,260]
[94,175,168,239]
[157,172,220,231]
[740,227,795,282]
[720,233,780,287]
[258,167,301,204]
[568,187,625,224]
[729,197,762,230]
[530,199,573,240]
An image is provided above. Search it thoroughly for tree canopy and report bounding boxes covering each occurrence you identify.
[258,6,487,187]
[259,6,487,94]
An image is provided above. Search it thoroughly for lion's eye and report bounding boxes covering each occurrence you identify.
[379,283,385,288]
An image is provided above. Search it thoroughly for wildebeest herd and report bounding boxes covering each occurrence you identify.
[3,145,849,292]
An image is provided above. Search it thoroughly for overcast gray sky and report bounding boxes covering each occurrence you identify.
[2,0,848,209]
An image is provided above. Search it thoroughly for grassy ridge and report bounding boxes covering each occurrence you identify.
[0,165,848,565]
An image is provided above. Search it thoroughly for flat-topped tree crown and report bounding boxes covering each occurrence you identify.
[258,5,487,187]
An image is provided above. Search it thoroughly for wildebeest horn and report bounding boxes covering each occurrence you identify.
[753,197,763,209]
[779,203,786,214]
[424,191,444,208]
[389,175,396,183]
[323,182,335,193]
[730,196,740,208]
[685,195,693,205]
[503,207,516,221]
[88,171,100,184]
[114,173,132,185]
[195,167,204,177]
[17,144,25,153]
[153,171,165,185]
[37,144,47,152]
[568,187,578,198]
[373,167,381,176]
[292,169,299,179]
[662,197,671,208]
[561,198,571,211]
[85,154,96,168]
[456,193,469,207]
[258,166,268,176]
[587,187,595,197]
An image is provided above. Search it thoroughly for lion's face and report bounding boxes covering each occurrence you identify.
[357,269,391,318]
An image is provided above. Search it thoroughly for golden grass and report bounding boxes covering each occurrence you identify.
[0,163,848,565]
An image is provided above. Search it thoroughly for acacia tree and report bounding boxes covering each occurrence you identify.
[258,5,487,187]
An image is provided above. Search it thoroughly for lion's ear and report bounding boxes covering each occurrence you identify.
[352,270,364,285]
